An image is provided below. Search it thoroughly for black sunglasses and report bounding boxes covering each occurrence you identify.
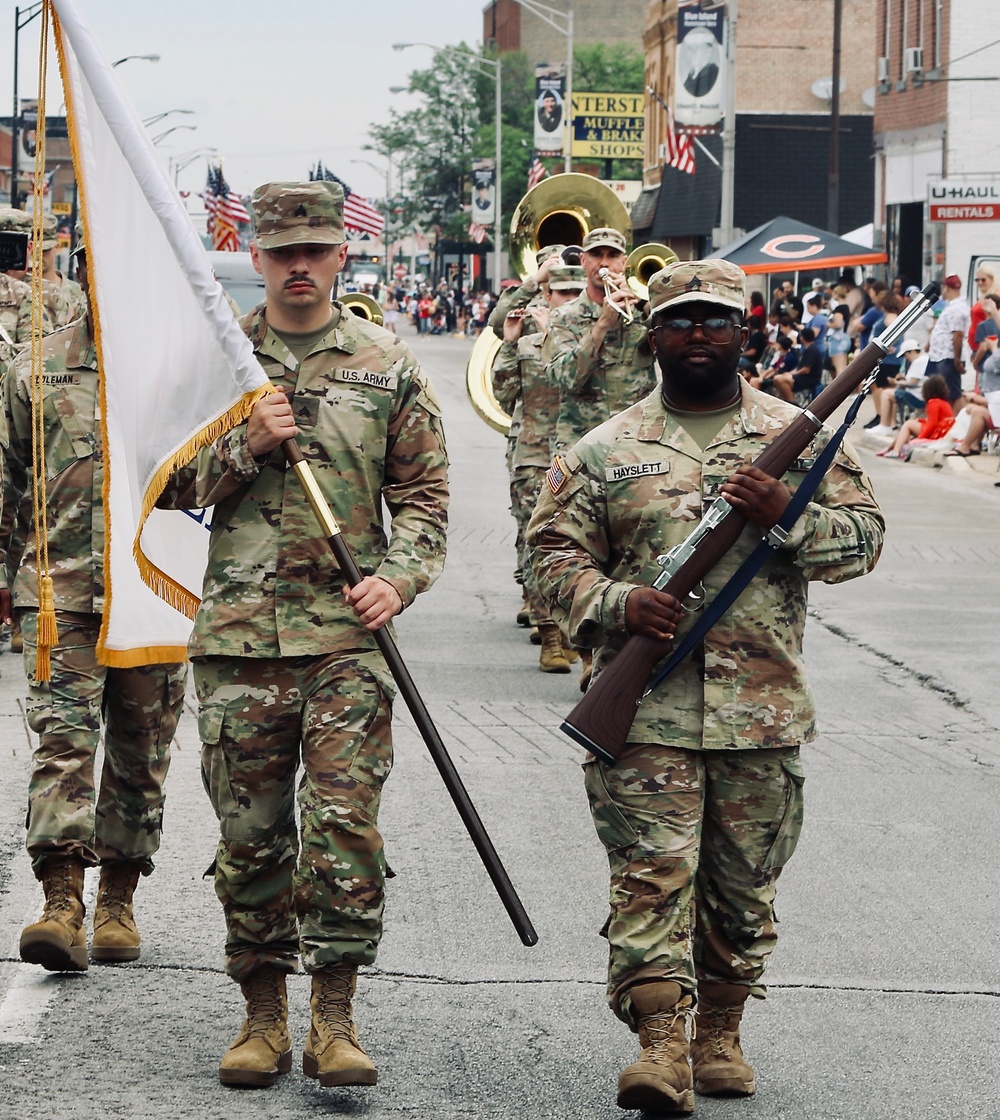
[654,317,739,343]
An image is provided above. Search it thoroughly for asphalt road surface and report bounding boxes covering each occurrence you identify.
[0,328,997,1119]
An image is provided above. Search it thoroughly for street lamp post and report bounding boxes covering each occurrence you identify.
[110,54,160,68]
[393,42,503,293]
[511,0,574,174]
[169,147,218,186]
[142,108,194,128]
[11,2,43,209]
[151,125,197,147]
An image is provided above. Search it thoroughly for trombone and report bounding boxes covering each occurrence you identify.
[599,266,637,324]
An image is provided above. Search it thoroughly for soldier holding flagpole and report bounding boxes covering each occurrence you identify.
[158,180,449,1090]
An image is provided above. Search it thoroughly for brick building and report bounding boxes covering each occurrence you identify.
[874,0,1000,288]
[638,0,877,260]
[482,0,647,67]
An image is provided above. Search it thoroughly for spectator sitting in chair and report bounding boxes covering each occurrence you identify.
[772,325,822,402]
[876,374,955,459]
[872,338,929,434]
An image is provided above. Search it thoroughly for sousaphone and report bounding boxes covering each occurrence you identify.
[466,174,633,436]
[341,291,384,325]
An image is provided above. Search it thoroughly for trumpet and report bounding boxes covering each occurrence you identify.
[599,267,638,323]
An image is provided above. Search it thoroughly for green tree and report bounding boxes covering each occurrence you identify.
[573,43,645,93]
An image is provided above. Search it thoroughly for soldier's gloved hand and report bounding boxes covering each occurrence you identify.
[0,589,11,627]
[720,464,792,529]
[624,586,682,642]
[246,391,299,458]
[345,576,403,632]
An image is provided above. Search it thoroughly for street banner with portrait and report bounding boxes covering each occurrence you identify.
[471,159,496,225]
[50,0,273,665]
[674,0,726,133]
[534,64,566,156]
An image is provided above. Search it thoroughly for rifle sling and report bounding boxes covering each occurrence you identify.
[643,385,870,700]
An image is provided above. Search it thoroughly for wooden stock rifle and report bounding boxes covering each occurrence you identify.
[560,282,940,765]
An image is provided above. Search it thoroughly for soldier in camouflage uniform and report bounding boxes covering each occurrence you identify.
[0,236,187,975]
[33,211,88,329]
[0,207,38,355]
[492,264,584,672]
[528,259,883,1114]
[542,226,656,457]
[486,244,565,340]
[487,244,563,627]
[158,181,449,1090]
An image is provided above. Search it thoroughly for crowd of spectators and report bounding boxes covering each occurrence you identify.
[343,276,498,338]
[740,269,1000,470]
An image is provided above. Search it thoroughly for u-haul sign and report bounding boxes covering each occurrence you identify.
[928,181,1000,222]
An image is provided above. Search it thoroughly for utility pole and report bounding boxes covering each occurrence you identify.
[827,0,843,233]
[717,0,739,249]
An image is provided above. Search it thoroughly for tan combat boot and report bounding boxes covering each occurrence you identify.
[617,981,695,1114]
[538,622,571,673]
[91,861,143,962]
[19,856,88,972]
[302,964,377,1087]
[691,981,755,1096]
[516,597,531,627]
[218,967,292,1087]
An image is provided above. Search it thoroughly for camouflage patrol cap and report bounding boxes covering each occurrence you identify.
[548,264,586,291]
[41,211,58,251]
[538,242,566,257]
[582,227,627,254]
[648,258,746,316]
[251,180,345,249]
[0,207,31,233]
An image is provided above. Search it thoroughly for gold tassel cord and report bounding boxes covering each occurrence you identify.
[30,2,58,682]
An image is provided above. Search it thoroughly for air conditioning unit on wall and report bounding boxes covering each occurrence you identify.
[905,47,924,74]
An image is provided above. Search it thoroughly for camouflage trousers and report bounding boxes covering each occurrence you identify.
[584,744,804,1028]
[509,463,549,617]
[193,652,394,981]
[22,610,187,877]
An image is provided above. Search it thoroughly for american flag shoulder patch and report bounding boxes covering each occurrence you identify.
[546,455,571,495]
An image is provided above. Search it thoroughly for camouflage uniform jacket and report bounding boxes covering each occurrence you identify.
[0,315,105,610]
[542,289,656,452]
[528,382,884,752]
[159,303,449,659]
[0,273,34,354]
[41,274,88,330]
[492,334,559,469]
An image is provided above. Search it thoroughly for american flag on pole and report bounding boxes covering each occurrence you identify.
[527,152,547,191]
[665,108,696,175]
[203,163,250,251]
[468,220,487,244]
[310,162,384,237]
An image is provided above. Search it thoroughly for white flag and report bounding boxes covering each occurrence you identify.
[50,0,273,665]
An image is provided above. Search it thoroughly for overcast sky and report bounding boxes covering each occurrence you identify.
[3,0,486,200]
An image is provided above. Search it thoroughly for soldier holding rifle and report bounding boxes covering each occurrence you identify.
[529,259,883,1114]
[158,181,449,1090]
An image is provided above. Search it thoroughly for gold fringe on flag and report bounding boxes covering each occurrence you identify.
[30,3,57,682]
